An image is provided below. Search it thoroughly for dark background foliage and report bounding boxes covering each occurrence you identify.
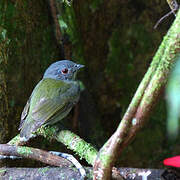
[0,0,179,168]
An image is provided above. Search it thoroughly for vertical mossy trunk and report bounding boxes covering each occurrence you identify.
[0,0,61,166]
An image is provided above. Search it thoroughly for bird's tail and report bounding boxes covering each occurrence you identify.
[20,119,36,142]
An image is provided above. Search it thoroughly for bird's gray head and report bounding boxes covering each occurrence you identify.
[43,60,84,81]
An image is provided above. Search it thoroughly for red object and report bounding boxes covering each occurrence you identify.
[164,156,180,168]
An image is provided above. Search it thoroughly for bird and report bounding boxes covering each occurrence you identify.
[19,60,84,141]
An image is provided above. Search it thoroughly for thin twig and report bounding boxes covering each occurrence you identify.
[154,0,179,29]
[154,11,174,29]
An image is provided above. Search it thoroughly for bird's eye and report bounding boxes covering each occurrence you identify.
[61,68,68,74]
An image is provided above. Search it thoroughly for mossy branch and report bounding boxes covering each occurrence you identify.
[7,127,123,179]
[8,126,98,166]
[39,127,98,165]
[93,9,180,180]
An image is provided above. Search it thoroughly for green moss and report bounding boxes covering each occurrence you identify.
[17,146,33,155]
[57,130,97,165]
[37,167,49,176]
[99,153,112,166]
[36,126,58,140]
[86,168,93,179]
[0,169,6,173]
[74,141,97,164]
[8,134,20,145]
[37,127,97,165]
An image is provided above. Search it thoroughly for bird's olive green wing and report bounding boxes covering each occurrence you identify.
[20,78,79,138]
[18,95,31,130]
[31,97,71,125]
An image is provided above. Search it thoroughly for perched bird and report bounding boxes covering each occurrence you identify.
[19,60,84,141]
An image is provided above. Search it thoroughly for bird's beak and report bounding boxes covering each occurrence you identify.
[77,64,85,69]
